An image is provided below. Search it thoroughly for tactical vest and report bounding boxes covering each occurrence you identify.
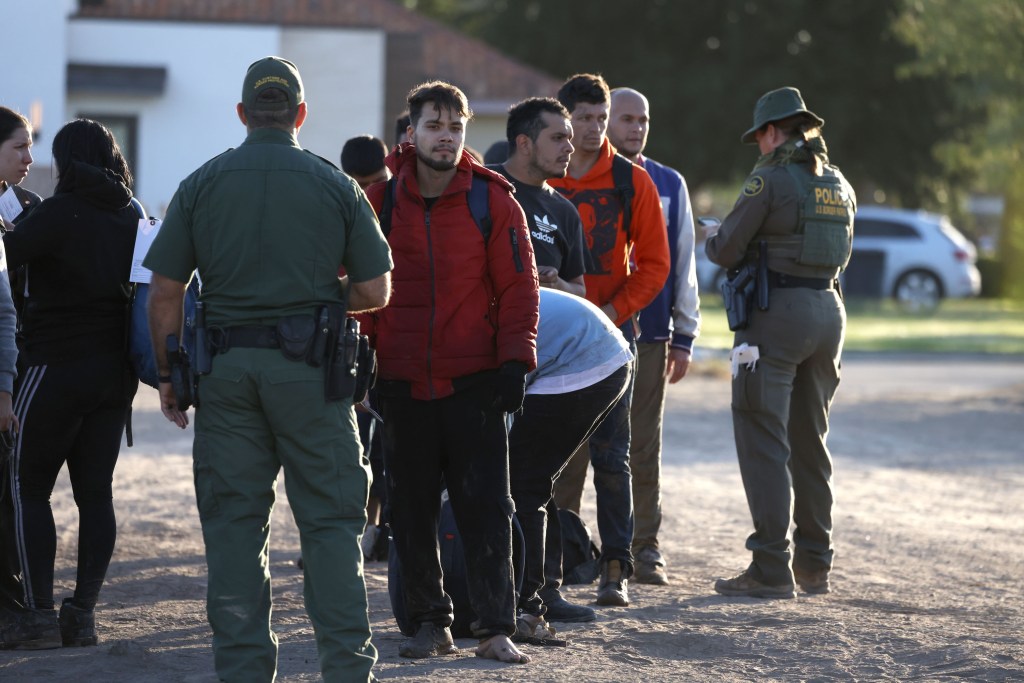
[784,163,855,270]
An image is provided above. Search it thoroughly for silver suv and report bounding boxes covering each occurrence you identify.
[695,208,982,311]
[848,206,981,310]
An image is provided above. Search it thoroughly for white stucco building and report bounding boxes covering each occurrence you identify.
[4,0,559,215]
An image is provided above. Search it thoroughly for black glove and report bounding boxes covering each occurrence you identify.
[492,361,529,414]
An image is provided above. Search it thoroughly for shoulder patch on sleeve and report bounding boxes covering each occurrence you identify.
[743,176,764,197]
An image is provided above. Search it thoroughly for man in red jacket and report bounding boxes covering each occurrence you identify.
[548,73,670,609]
[362,81,539,664]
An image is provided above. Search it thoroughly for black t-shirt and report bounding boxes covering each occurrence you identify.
[492,165,588,279]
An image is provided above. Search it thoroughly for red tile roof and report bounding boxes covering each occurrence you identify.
[74,0,560,103]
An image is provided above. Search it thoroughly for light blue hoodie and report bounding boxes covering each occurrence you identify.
[527,289,633,396]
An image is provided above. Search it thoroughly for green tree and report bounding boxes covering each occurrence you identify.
[411,0,976,210]
[893,0,1024,297]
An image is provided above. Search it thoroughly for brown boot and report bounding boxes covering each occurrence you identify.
[794,568,831,594]
[398,622,459,658]
[596,559,629,606]
[633,545,669,585]
[714,570,796,599]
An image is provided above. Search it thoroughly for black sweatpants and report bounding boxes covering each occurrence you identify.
[381,381,516,638]
[6,351,135,611]
[509,364,631,616]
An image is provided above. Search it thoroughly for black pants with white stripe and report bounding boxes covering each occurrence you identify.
[5,351,135,611]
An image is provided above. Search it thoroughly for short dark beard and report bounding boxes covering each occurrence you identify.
[528,155,566,182]
[416,145,460,172]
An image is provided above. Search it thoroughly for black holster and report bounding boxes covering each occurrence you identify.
[167,334,194,411]
[324,316,376,403]
[721,263,757,331]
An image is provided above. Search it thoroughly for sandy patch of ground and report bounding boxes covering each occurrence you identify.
[2,354,1022,681]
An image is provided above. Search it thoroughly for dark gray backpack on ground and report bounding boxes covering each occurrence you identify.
[558,508,601,585]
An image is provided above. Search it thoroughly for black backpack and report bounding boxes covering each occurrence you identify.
[558,508,601,585]
[610,153,636,242]
[387,492,525,638]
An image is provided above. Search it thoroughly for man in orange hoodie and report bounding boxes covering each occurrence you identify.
[548,73,670,608]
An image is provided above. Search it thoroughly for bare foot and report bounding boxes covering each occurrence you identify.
[475,634,530,664]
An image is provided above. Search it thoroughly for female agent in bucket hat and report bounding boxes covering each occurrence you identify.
[706,86,856,600]
[740,86,825,144]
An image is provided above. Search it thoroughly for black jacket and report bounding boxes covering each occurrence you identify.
[3,162,137,365]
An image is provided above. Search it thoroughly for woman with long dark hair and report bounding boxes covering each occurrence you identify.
[0,106,39,227]
[0,118,139,649]
[0,106,41,323]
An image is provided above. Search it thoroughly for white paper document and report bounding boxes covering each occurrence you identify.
[0,186,23,224]
[730,342,761,378]
[130,217,163,284]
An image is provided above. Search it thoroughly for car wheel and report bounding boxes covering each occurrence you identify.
[894,269,943,312]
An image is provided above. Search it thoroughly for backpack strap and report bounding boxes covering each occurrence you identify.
[124,197,148,448]
[468,175,492,243]
[611,154,635,242]
[378,177,398,237]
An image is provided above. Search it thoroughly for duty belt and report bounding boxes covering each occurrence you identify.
[208,325,280,351]
[768,271,835,290]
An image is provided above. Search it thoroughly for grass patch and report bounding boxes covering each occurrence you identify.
[696,297,1024,355]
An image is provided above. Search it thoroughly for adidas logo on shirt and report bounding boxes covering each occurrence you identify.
[532,214,558,244]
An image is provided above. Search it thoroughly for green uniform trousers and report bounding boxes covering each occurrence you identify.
[731,287,844,586]
[629,341,669,550]
[193,348,376,683]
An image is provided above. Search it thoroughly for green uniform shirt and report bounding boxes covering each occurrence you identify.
[706,163,855,279]
[143,127,392,326]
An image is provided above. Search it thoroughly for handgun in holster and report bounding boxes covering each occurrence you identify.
[166,334,194,411]
[721,263,756,331]
[324,315,376,403]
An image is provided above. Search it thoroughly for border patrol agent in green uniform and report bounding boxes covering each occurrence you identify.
[706,87,855,600]
[144,57,393,682]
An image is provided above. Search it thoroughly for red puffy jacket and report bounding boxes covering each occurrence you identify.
[362,143,539,400]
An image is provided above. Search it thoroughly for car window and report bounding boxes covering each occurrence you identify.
[854,219,920,239]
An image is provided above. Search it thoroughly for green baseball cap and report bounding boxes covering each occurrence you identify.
[740,87,823,144]
[241,57,304,110]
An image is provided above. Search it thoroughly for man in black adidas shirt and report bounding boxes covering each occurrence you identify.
[490,97,600,626]
[490,97,587,298]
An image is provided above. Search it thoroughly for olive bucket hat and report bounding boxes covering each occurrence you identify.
[740,87,824,144]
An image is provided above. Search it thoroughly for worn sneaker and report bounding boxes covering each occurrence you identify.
[794,568,831,594]
[58,598,97,647]
[398,622,459,659]
[632,545,669,585]
[596,560,629,606]
[543,596,596,623]
[714,571,796,599]
[513,613,555,641]
[0,607,61,650]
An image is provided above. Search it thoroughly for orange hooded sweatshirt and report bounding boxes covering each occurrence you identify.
[549,139,670,326]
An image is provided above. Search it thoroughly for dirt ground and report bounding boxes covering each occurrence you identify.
[1,352,1022,682]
